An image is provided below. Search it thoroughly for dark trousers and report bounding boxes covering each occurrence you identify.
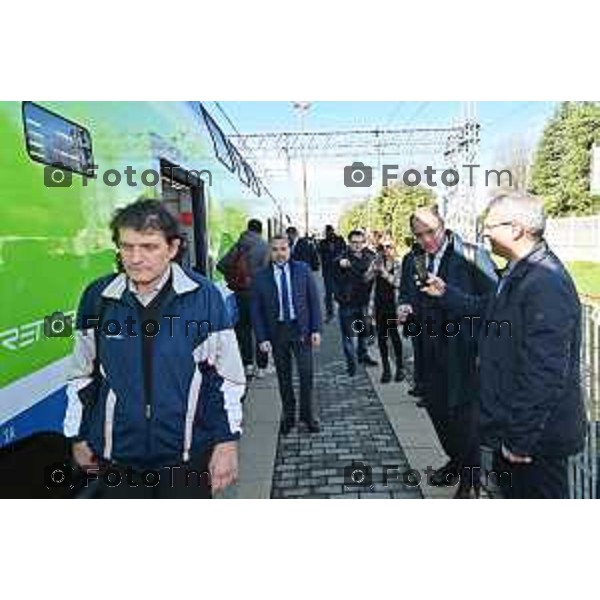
[410,325,425,389]
[235,292,268,368]
[322,268,335,317]
[375,309,403,369]
[421,335,457,462]
[453,401,480,491]
[95,452,212,499]
[492,452,570,499]
[338,305,369,365]
[272,321,317,424]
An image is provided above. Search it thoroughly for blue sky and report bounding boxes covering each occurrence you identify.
[212,101,559,230]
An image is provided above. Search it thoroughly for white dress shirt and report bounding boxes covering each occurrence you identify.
[427,237,449,276]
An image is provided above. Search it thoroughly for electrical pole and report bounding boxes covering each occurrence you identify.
[293,101,311,235]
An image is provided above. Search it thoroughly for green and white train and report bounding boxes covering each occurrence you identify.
[0,101,282,482]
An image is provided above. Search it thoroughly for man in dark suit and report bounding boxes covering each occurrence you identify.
[398,242,425,397]
[423,192,587,498]
[398,206,497,496]
[318,225,347,321]
[287,226,320,271]
[250,235,322,435]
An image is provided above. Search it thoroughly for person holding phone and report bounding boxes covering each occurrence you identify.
[398,206,497,497]
[420,193,586,499]
[333,229,378,376]
[368,239,405,383]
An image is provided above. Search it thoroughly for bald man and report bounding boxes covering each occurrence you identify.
[399,205,497,497]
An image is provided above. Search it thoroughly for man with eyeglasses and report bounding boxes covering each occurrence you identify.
[398,205,497,497]
[421,192,586,499]
[333,229,378,376]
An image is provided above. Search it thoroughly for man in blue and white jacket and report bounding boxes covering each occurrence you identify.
[64,199,245,498]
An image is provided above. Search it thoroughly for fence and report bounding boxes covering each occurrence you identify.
[545,215,600,263]
[569,302,600,498]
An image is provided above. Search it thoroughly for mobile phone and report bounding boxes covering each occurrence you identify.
[414,253,428,287]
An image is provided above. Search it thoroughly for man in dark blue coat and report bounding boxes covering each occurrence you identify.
[398,242,425,397]
[250,235,322,435]
[398,206,498,496]
[64,199,245,498]
[422,192,587,498]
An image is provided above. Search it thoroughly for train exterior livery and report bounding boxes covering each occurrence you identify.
[0,101,282,470]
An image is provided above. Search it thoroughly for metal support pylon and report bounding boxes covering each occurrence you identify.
[230,106,480,240]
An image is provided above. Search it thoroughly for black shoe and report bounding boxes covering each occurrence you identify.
[301,420,321,433]
[395,368,406,382]
[358,355,378,367]
[407,386,425,397]
[429,463,458,486]
[454,485,481,499]
[380,367,392,383]
[279,420,295,436]
[347,362,356,377]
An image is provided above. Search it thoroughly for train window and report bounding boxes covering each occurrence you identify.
[22,102,94,175]
[240,161,253,188]
[200,105,235,172]
[229,143,250,186]
[249,167,262,196]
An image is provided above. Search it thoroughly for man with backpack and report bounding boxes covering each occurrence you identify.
[217,219,270,378]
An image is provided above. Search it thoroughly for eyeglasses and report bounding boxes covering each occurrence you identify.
[482,221,513,231]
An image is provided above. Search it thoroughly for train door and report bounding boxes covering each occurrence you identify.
[160,159,208,275]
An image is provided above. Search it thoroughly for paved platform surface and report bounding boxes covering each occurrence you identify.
[219,305,454,500]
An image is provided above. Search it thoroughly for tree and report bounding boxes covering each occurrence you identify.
[529,102,600,216]
[338,183,437,249]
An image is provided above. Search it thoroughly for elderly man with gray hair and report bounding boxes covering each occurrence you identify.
[422,192,587,498]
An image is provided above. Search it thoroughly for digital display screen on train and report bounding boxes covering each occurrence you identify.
[23,102,94,175]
